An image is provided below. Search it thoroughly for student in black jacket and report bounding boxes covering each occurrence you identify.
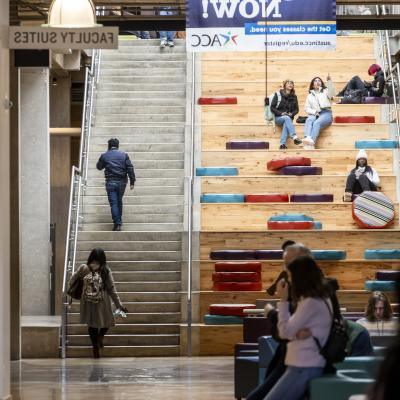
[271,79,302,150]
[97,138,136,231]
[337,64,385,98]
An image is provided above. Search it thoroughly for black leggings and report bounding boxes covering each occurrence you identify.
[88,327,108,348]
[340,76,369,97]
[345,172,377,195]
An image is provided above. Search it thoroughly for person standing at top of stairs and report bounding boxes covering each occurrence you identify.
[159,6,177,48]
[96,138,136,231]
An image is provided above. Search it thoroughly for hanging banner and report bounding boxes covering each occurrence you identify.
[186,0,336,52]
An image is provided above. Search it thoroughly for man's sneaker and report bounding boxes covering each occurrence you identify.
[167,40,175,47]
[279,144,287,150]
[293,137,302,145]
[160,40,167,48]
[303,144,315,150]
[303,136,315,146]
[343,192,353,202]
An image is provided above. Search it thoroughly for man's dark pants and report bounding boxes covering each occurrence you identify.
[106,180,127,225]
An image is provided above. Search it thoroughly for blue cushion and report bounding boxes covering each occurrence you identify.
[365,249,400,260]
[365,280,397,292]
[201,194,245,203]
[196,167,239,176]
[312,250,347,260]
[314,221,323,230]
[268,214,314,222]
[204,314,243,325]
[355,140,398,149]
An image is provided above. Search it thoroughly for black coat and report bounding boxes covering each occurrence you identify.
[370,70,385,97]
[270,90,299,118]
[97,148,136,185]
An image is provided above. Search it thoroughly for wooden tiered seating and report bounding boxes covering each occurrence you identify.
[188,35,400,357]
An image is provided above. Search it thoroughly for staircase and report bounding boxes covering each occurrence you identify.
[67,39,187,357]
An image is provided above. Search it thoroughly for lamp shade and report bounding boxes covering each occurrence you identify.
[48,0,98,27]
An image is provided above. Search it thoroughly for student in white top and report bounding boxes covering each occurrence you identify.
[303,75,335,149]
[344,150,380,202]
[356,291,398,336]
[263,256,332,400]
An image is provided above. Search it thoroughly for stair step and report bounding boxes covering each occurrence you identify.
[70,301,181,313]
[117,292,181,302]
[100,68,186,77]
[113,272,181,282]
[115,282,181,292]
[95,97,186,107]
[95,114,186,123]
[69,312,181,323]
[82,213,183,224]
[89,169,185,179]
[101,76,185,84]
[75,261,181,272]
[97,82,186,92]
[91,126,185,135]
[94,106,186,115]
[96,91,185,100]
[86,177,184,187]
[77,240,181,252]
[83,195,184,206]
[91,135,185,144]
[91,142,185,151]
[68,334,180,346]
[102,53,186,61]
[101,61,186,69]
[77,232,182,242]
[81,204,183,213]
[90,151,184,161]
[76,250,181,262]
[118,39,185,46]
[66,345,180,357]
[85,186,183,196]
[67,323,180,335]
[82,223,183,231]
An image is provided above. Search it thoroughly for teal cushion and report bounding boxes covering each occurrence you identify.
[365,280,397,292]
[335,356,383,376]
[200,194,245,203]
[312,250,347,260]
[269,214,314,222]
[355,140,398,149]
[314,221,323,230]
[365,249,400,260]
[204,314,243,325]
[196,167,239,176]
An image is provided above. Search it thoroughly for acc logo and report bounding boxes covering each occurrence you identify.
[191,31,239,47]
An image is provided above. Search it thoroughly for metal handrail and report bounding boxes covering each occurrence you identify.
[60,50,101,359]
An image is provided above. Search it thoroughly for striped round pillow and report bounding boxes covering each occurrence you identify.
[352,191,395,228]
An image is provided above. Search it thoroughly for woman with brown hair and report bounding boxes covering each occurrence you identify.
[356,291,397,336]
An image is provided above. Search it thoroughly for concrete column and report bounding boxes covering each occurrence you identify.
[0,0,11,398]
[19,68,51,316]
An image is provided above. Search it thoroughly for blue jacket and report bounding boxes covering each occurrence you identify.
[96,148,136,185]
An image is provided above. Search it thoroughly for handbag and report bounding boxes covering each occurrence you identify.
[67,271,83,300]
[313,298,348,366]
[296,116,308,124]
[340,89,364,104]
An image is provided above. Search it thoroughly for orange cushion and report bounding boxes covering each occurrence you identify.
[267,157,311,171]
[215,262,262,273]
[212,271,261,282]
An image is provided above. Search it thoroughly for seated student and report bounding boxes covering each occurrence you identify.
[343,150,380,202]
[345,320,374,356]
[356,291,398,336]
[337,64,385,98]
[270,79,302,150]
[303,75,335,149]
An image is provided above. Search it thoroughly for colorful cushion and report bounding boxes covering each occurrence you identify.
[352,191,395,229]
[201,194,245,203]
[269,214,314,222]
[210,250,257,260]
[196,167,239,176]
[212,271,261,282]
[204,314,243,325]
[355,140,398,149]
[198,97,238,105]
[375,270,400,281]
[213,281,263,291]
[312,250,347,260]
[226,141,269,150]
[267,221,315,230]
[277,166,323,176]
[314,221,323,230]
[209,304,257,317]
[290,194,334,202]
[215,262,262,273]
[365,249,400,260]
[267,157,311,171]
[245,194,289,203]
[364,97,394,104]
[365,280,397,292]
[255,250,283,260]
[334,116,375,123]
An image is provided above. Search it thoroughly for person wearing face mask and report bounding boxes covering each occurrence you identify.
[303,75,335,149]
[270,79,302,150]
[69,248,128,358]
[343,150,380,202]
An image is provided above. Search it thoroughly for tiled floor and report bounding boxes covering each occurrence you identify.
[11,357,234,399]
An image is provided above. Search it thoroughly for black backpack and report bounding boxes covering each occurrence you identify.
[340,89,364,104]
[313,298,348,366]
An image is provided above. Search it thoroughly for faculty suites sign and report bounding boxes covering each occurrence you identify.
[186,0,337,52]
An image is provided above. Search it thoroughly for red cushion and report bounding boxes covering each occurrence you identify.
[213,282,263,291]
[198,97,238,105]
[215,262,262,273]
[334,116,375,123]
[245,194,289,203]
[267,157,311,171]
[268,221,315,230]
[209,304,257,317]
[212,271,261,282]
